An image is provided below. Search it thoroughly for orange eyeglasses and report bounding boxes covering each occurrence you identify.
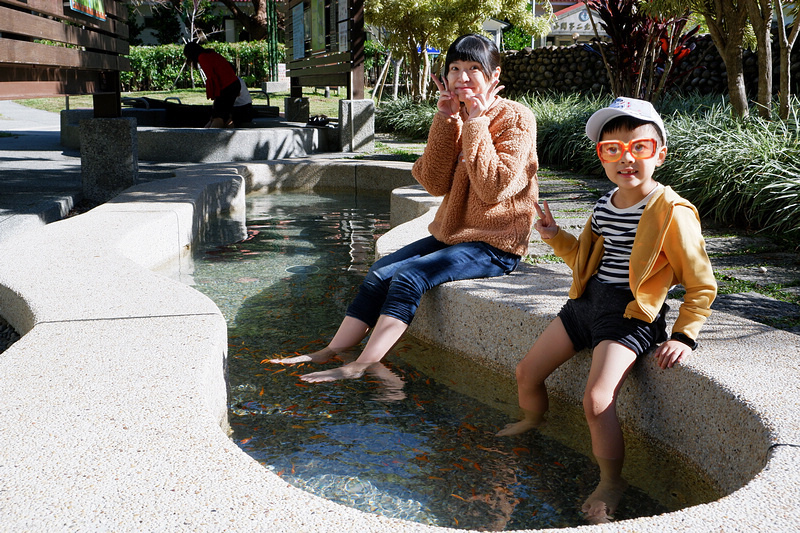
[596,138,658,163]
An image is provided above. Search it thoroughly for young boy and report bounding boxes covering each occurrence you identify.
[497,97,717,524]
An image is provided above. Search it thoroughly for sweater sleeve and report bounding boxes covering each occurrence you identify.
[411,113,461,196]
[461,105,538,204]
[661,206,717,340]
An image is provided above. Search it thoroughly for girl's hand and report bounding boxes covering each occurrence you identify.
[464,78,504,120]
[431,74,460,117]
[533,200,559,240]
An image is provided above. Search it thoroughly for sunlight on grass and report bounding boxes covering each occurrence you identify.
[14,86,364,119]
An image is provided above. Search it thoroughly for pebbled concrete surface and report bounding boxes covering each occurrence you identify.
[0,101,798,531]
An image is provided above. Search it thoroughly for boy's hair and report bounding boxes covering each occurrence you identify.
[443,34,500,79]
[600,116,666,146]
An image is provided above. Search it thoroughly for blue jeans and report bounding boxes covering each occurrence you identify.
[346,236,520,326]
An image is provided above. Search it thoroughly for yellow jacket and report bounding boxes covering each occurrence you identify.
[546,185,717,342]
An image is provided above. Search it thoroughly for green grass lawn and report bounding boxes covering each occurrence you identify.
[15,86,369,120]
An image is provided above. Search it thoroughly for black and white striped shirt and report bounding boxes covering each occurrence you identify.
[592,185,662,289]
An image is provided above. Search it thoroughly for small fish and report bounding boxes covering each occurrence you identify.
[451,493,466,501]
[513,447,530,456]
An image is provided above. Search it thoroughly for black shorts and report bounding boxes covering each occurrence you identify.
[558,277,669,357]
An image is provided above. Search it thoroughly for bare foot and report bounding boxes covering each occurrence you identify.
[300,361,372,383]
[581,478,628,524]
[496,410,545,437]
[268,347,336,365]
[496,419,540,437]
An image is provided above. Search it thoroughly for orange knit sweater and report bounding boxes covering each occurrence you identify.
[411,98,539,256]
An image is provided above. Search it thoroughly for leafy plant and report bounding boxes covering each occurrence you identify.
[121,42,284,91]
[375,97,437,140]
[583,0,696,101]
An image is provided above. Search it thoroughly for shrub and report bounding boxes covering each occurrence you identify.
[375,97,437,140]
[377,92,800,242]
[122,41,285,92]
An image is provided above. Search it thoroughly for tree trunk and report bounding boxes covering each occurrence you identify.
[746,0,773,119]
[217,0,270,40]
[704,3,750,118]
[774,1,800,120]
[421,48,431,100]
[723,46,749,118]
[408,48,425,100]
[392,58,403,99]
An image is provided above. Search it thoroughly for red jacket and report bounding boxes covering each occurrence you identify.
[197,51,237,100]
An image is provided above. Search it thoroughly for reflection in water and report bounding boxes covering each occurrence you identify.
[191,191,703,530]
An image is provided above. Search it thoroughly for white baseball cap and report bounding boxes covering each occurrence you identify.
[585,97,667,144]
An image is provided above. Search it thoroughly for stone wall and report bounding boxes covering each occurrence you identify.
[500,33,800,98]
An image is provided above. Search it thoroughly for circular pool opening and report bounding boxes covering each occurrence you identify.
[190,190,720,530]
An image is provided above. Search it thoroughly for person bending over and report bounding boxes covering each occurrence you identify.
[183,42,241,128]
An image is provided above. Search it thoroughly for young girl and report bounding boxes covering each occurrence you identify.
[271,34,540,382]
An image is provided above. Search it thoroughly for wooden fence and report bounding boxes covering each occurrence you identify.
[0,0,129,116]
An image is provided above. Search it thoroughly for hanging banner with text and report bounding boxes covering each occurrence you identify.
[69,0,106,20]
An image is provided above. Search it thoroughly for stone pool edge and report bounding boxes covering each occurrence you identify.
[0,159,796,532]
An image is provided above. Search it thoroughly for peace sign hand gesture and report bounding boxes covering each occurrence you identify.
[431,74,460,118]
[533,200,559,240]
[464,78,504,120]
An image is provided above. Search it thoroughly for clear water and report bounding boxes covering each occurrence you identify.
[190,191,717,531]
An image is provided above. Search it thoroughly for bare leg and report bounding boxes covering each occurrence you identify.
[206,117,226,128]
[581,340,636,523]
[301,315,408,382]
[268,315,370,364]
[497,318,576,436]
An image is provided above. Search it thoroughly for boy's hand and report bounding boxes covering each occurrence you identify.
[533,200,559,240]
[653,339,691,369]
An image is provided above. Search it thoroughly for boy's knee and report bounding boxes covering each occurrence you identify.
[515,358,543,388]
[583,389,614,420]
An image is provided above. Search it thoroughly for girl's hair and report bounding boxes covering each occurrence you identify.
[443,34,500,79]
[183,42,206,68]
